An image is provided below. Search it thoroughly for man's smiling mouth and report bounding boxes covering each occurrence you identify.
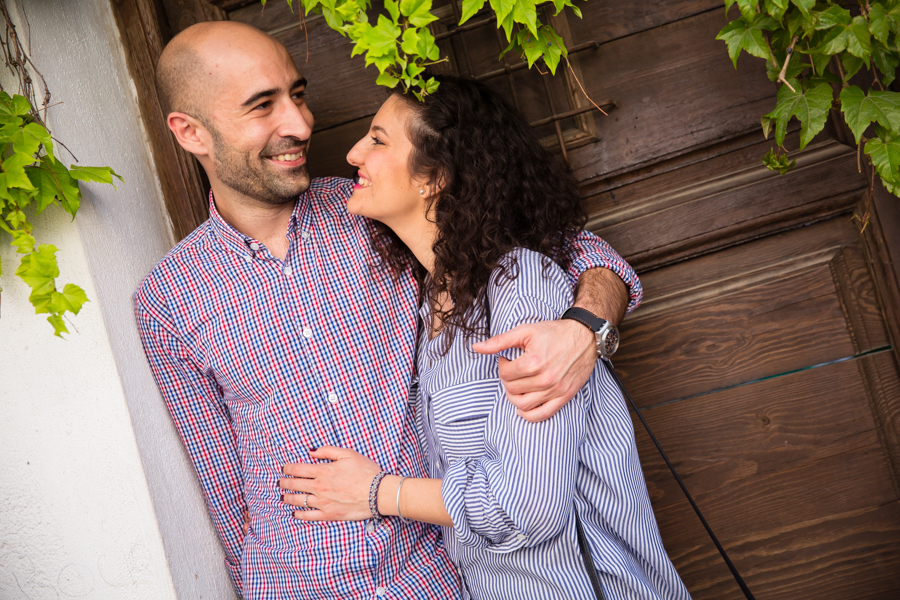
[268,149,305,162]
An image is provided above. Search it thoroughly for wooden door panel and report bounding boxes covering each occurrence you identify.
[594,142,864,270]
[632,352,900,600]
[615,218,888,407]
[567,9,776,182]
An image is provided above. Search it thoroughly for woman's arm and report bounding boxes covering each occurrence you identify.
[278,447,452,527]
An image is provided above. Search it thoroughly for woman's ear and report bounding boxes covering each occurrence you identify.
[167,112,211,158]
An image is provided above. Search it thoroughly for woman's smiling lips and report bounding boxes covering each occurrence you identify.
[354,172,372,190]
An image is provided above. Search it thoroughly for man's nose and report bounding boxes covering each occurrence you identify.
[277,100,313,141]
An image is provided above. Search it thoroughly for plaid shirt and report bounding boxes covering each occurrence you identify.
[134,177,641,599]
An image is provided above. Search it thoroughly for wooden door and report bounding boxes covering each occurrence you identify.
[119,0,900,597]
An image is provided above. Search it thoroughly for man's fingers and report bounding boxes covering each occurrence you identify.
[505,389,555,412]
[472,325,532,355]
[516,396,567,423]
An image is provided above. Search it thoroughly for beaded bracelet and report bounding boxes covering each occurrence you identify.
[368,471,390,523]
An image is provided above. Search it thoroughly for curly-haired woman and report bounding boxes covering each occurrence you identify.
[278,76,690,600]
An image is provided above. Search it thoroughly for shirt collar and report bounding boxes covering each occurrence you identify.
[208,189,305,254]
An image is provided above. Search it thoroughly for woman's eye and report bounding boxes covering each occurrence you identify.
[371,136,383,145]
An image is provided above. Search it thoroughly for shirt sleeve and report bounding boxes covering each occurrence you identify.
[566,229,642,315]
[440,250,588,553]
[134,282,246,596]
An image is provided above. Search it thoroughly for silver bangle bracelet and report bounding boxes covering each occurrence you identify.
[396,477,412,523]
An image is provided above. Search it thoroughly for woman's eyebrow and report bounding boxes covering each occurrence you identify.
[372,125,389,136]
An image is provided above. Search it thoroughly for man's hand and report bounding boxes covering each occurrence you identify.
[473,319,596,422]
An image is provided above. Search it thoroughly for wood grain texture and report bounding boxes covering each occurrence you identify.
[632,352,900,600]
[592,141,865,270]
[161,0,225,34]
[112,0,210,240]
[565,8,778,183]
[614,217,886,407]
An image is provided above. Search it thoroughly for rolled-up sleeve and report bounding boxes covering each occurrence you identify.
[567,229,642,315]
[134,281,246,595]
[440,250,588,552]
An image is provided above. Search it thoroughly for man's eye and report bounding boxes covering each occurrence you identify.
[292,91,306,100]
[254,101,271,110]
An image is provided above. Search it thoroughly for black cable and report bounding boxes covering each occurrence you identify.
[601,359,756,600]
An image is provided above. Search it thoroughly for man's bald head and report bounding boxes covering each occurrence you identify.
[155,21,287,121]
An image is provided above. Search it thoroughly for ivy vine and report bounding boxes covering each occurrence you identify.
[268,0,584,98]
[717,0,900,221]
[0,1,120,336]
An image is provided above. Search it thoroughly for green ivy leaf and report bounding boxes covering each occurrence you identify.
[717,15,779,69]
[15,243,59,300]
[735,0,757,20]
[840,86,900,144]
[764,0,788,21]
[872,40,899,86]
[399,0,437,28]
[460,0,486,24]
[375,71,400,87]
[536,26,566,74]
[812,5,850,30]
[490,0,514,28]
[841,52,865,80]
[70,164,124,186]
[511,0,538,34]
[868,2,900,45]
[46,313,69,337]
[865,127,900,186]
[11,230,35,254]
[385,0,399,23]
[51,283,88,315]
[790,0,814,20]
[847,16,872,62]
[763,147,797,174]
[764,78,833,149]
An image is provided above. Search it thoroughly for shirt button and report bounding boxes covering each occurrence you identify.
[327,393,339,404]
[366,521,375,534]
[302,327,313,339]
[249,242,260,251]
[375,587,386,597]
[301,230,310,240]
[516,533,527,541]
[244,255,252,263]
[284,266,293,275]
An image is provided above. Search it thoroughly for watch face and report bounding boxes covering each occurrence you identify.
[598,326,619,357]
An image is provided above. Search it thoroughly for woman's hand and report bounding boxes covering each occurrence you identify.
[278,446,382,522]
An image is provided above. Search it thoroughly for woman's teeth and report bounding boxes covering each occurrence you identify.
[357,177,371,187]
[271,151,304,162]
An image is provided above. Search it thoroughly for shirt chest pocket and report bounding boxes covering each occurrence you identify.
[431,378,502,465]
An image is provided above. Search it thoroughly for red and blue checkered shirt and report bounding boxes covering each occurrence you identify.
[134,177,641,599]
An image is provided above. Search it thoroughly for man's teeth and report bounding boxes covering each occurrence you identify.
[271,151,304,162]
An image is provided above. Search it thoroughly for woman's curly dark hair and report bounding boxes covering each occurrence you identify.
[369,75,587,350]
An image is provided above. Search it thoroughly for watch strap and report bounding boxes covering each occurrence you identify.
[560,307,608,332]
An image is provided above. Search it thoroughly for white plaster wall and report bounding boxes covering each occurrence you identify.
[0,0,236,598]
[0,208,175,600]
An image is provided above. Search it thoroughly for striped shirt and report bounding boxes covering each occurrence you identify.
[134,177,642,599]
[416,248,689,600]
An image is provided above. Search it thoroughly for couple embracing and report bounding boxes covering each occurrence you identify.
[135,20,690,600]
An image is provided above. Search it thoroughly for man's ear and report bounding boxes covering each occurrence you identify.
[167,112,211,157]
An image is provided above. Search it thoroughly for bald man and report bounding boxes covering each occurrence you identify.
[134,21,642,599]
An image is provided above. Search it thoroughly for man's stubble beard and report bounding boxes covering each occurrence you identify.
[208,122,311,206]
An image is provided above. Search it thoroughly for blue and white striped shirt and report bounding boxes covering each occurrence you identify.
[415,248,691,600]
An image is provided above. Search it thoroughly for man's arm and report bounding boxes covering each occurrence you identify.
[473,230,640,422]
[134,285,246,596]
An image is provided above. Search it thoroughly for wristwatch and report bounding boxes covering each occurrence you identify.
[560,307,620,360]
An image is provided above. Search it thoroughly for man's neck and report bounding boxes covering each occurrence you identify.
[212,184,295,261]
